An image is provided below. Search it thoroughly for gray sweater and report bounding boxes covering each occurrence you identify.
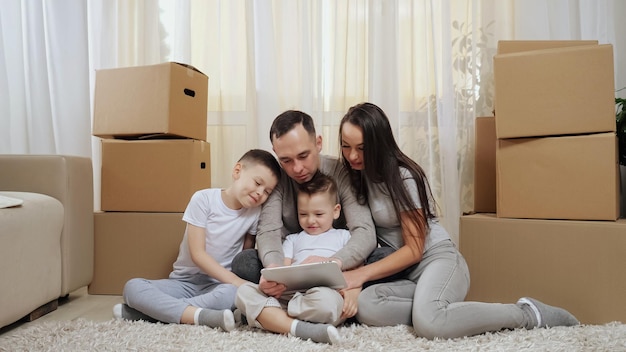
[256,155,377,270]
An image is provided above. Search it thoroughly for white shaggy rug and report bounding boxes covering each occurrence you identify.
[1,319,625,352]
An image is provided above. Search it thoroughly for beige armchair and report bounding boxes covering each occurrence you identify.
[0,155,94,328]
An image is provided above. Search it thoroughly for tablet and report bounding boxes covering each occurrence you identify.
[260,262,347,293]
[0,194,24,209]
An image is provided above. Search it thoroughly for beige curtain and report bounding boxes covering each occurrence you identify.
[2,0,623,239]
[88,0,624,240]
[152,0,493,240]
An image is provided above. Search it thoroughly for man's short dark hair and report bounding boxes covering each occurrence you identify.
[269,110,316,142]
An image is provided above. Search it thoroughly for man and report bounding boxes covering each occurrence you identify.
[232,110,377,298]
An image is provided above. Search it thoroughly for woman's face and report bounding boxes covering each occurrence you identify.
[340,122,365,170]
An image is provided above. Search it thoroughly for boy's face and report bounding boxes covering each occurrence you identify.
[231,163,278,209]
[297,192,340,235]
[272,123,323,184]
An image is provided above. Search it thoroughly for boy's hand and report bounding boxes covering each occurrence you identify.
[340,287,361,319]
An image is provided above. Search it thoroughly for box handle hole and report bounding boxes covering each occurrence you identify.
[184,88,196,97]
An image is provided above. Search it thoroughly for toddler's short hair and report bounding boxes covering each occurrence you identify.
[297,172,337,202]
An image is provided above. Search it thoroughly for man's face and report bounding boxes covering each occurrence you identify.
[272,123,322,184]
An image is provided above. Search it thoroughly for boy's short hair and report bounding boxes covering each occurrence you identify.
[297,172,337,202]
[269,110,316,142]
[238,149,282,181]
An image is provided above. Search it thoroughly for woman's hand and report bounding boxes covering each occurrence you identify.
[340,287,361,319]
[343,269,367,290]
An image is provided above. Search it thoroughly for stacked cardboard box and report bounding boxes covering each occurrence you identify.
[463,41,625,324]
[89,62,211,295]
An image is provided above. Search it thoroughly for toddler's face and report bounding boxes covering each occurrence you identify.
[297,192,340,235]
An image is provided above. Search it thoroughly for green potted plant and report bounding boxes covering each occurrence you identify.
[617,97,626,166]
[618,95,626,218]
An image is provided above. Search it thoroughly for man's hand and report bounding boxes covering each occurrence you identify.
[258,275,286,298]
[258,263,287,298]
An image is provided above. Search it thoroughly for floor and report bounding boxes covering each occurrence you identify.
[0,287,123,336]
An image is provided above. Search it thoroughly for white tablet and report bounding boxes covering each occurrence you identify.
[0,194,24,209]
[260,261,347,293]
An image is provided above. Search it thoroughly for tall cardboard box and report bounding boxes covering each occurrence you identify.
[459,213,626,325]
[474,117,496,213]
[494,44,615,139]
[496,132,619,221]
[89,212,186,295]
[101,139,211,212]
[93,62,208,141]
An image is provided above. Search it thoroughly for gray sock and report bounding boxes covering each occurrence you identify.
[517,297,579,328]
[197,309,235,332]
[294,320,340,344]
[233,308,244,325]
[115,303,158,323]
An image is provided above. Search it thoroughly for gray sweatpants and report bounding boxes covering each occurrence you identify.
[235,283,345,328]
[356,240,530,339]
[123,273,237,324]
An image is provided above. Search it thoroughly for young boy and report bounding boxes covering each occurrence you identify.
[113,149,281,331]
[235,172,360,344]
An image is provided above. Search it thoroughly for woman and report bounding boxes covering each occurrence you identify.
[338,102,579,339]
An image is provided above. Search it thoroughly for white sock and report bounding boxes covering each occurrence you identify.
[112,303,122,319]
[193,308,203,325]
[290,319,299,336]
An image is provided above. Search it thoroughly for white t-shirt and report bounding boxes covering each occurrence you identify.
[283,228,351,265]
[171,188,261,278]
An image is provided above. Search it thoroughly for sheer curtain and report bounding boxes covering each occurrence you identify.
[2,0,624,240]
[0,0,91,157]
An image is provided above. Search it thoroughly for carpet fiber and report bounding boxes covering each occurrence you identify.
[1,319,625,351]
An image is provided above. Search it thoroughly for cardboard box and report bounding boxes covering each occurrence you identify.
[89,212,185,295]
[101,139,211,212]
[494,44,615,139]
[474,117,496,213]
[459,213,626,325]
[93,62,208,140]
[496,40,598,54]
[497,132,619,220]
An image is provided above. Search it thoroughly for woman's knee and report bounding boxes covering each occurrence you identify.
[355,290,382,326]
[356,283,414,327]
[412,306,456,340]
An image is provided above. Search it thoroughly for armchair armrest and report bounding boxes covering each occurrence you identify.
[0,155,94,295]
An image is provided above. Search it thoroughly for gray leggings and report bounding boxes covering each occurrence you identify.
[123,273,237,323]
[356,240,529,339]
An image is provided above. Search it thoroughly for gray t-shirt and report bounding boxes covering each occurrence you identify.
[366,168,450,251]
[256,155,377,269]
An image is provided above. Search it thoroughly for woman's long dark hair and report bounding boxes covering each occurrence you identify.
[339,102,437,238]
